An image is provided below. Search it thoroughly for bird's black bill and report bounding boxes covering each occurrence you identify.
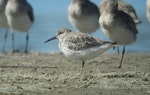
[44,36,57,43]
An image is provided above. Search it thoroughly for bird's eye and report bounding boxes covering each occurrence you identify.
[60,31,63,34]
[57,31,64,35]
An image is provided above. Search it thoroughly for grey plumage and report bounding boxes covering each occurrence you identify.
[68,0,100,33]
[99,0,141,24]
[99,0,139,68]
[147,0,150,22]
[5,0,34,53]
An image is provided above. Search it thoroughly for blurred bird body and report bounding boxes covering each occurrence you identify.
[147,0,150,21]
[68,0,100,33]
[99,0,139,68]
[5,0,34,53]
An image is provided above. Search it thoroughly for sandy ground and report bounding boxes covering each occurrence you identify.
[0,52,149,95]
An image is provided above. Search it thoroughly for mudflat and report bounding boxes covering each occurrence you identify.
[0,52,149,95]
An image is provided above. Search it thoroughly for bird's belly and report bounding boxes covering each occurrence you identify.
[69,16,99,33]
[7,14,33,32]
[60,45,113,61]
[102,27,136,45]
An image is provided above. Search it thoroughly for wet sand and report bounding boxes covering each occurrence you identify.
[0,52,149,95]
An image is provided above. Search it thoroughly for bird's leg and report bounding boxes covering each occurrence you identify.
[25,32,29,53]
[117,46,120,54]
[2,29,8,52]
[82,61,85,70]
[79,61,85,75]
[113,46,120,54]
[11,29,15,53]
[118,46,125,68]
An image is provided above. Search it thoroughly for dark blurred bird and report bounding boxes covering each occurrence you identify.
[0,0,9,52]
[5,0,34,53]
[99,0,141,24]
[99,0,141,55]
[99,0,139,68]
[68,0,100,33]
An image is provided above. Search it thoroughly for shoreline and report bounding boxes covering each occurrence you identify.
[0,52,150,95]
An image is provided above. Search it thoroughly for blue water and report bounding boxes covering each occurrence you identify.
[0,0,149,53]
